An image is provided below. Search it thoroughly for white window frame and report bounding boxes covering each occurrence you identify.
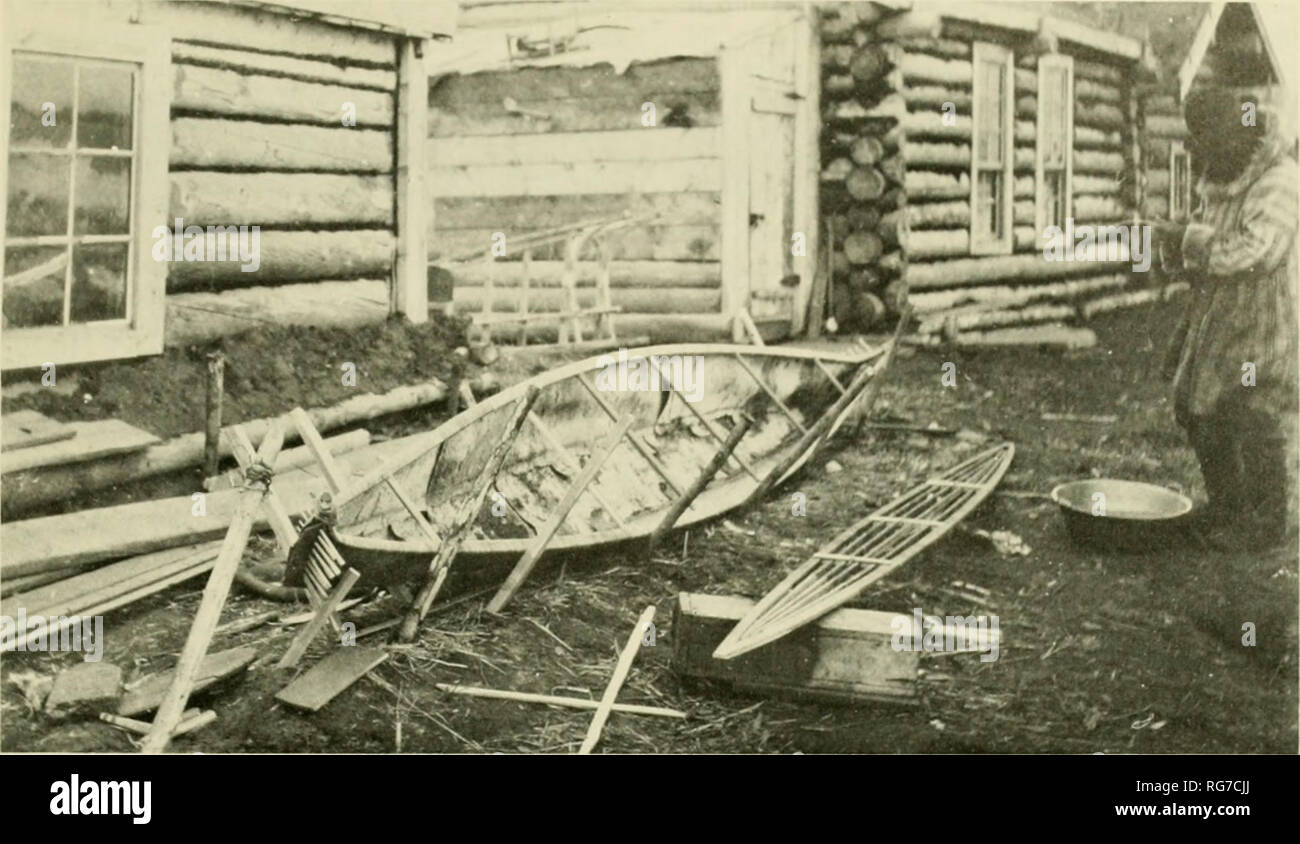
[1,14,169,371]
[970,43,1015,256]
[1169,140,1192,221]
[1034,53,1074,246]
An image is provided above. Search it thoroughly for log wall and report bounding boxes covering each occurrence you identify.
[426,59,725,331]
[818,4,1146,338]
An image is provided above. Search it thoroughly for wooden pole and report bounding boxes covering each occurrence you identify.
[397,386,540,642]
[203,352,224,478]
[435,683,685,719]
[140,419,286,754]
[579,605,657,754]
[487,413,634,613]
[277,567,361,668]
[650,415,754,554]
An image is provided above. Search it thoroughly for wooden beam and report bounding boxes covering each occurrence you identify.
[172,64,393,127]
[140,421,286,753]
[394,37,429,325]
[719,42,750,338]
[790,8,820,335]
[579,605,657,754]
[435,683,685,719]
[276,567,362,669]
[429,127,721,168]
[167,230,394,290]
[170,172,392,227]
[431,158,721,198]
[650,415,754,553]
[1,420,159,474]
[486,413,634,613]
[171,117,392,172]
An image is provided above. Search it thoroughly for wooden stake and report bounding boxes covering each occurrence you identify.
[487,413,634,613]
[579,605,656,755]
[650,415,754,553]
[203,353,224,479]
[436,683,684,719]
[397,386,540,642]
[140,420,286,754]
[277,567,361,669]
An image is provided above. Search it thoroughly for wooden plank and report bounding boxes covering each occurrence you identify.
[172,64,393,127]
[789,9,820,334]
[718,44,749,330]
[141,423,286,753]
[431,159,721,198]
[1,410,74,452]
[430,128,721,168]
[432,192,720,231]
[454,286,720,317]
[289,408,346,494]
[171,42,396,91]
[1,420,159,474]
[118,646,258,718]
[169,173,392,227]
[487,413,635,613]
[166,280,389,347]
[275,646,390,711]
[171,117,392,173]
[204,430,371,491]
[672,593,917,704]
[277,567,362,669]
[394,37,429,325]
[445,260,720,289]
[435,683,685,719]
[167,230,394,290]
[580,605,656,754]
[431,224,719,263]
[428,60,719,110]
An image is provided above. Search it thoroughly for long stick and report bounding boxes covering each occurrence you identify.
[649,415,754,553]
[487,413,633,613]
[203,353,224,478]
[435,683,685,719]
[397,386,540,642]
[140,420,286,754]
[579,605,656,755]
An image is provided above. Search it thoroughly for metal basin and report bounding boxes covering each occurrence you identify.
[1050,479,1193,552]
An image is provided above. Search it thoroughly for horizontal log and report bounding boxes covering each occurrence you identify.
[1073,59,1125,85]
[172,64,393,127]
[1074,150,1126,173]
[900,52,971,86]
[904,85,971,111]
[432,191,719,231]
[901,200,967,229]
[447,260,721,289]
[1145,169,1171,194]
[1079,283,1188,319]
[843,231,884,264]
[431,224,719,262]
[850,43,902,82]
[845,166,888,200]
[1075,125,1123,149]
[1015,68,1036,95]
[875,8,943,40]
[1072,196,1128,220]
[1144,115,1187,139]
[429,127,721,167]
[171,118,392,173]
[1075,101,1126,131]
[822,43,855,70]
[896,37,971,59]
[431,158,720,198]
[907,229,967,259]
[429,92,721,137]
[918,301,1077,334]
[166,280,388,346]
[434,58,718,105]
[171,42,396,91]
[454,286,720,316]
[910,272,1128,314]
[908,253,1132,289]
[903,141,968,168]
[169,172,392,227]
[167,230,394,290]
[1074,174,1122,195]
[905,170,969,200]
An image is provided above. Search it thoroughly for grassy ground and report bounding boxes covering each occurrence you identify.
[2,297,1295,753]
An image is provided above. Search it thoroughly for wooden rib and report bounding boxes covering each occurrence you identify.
[278,567,360,668]
[523,411,628,528]
[733,354,808,434]
[576,373,683,496]
[648,358,759,480]
[383,475,443,544]
[713,443,1014,659]
[813,551,899,564]
[814,357,846,395]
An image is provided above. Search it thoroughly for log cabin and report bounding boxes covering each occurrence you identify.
[426,3,822,343]
[1,0,454,371]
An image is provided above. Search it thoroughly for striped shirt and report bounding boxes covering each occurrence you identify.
[1172,141,1300,422]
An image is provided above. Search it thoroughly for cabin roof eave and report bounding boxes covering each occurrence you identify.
[220,0,456,39]
[887,1,1144,61]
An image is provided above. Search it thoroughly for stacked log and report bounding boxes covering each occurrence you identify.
[818,4,912,332]
[1139,84,1188,221]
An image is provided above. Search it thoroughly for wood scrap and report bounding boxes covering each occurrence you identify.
[1,419,160,474]
[1,410,75,451]
[436,683,685,719]
[579,605,656,754]
[1041,412,1117,424]
[487,412,634,613]
[101,709,214,737]
[141,420,287,754]
[275,646,389,711]
[118,647,258,717]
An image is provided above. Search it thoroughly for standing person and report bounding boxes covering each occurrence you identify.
[1153,86,1299,551]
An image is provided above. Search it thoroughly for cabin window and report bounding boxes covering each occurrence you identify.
[2,18,168,371]
[1169,141,1193,220]
[1035,54,1073,241]
[970,43,1014,255]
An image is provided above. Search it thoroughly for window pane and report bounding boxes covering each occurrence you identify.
[74,156,131,234]
[1044,171,1065,229]
[70,243,128,323]
[7,152,71,236]
[977,172,1002,237]
[10,57,73,149]
[3,246,67,327]
[77,64,134,150]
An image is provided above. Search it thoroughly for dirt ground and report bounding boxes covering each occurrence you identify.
[2,297,1296,753]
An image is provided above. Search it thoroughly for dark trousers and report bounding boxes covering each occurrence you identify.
[1185,392,1299,546]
